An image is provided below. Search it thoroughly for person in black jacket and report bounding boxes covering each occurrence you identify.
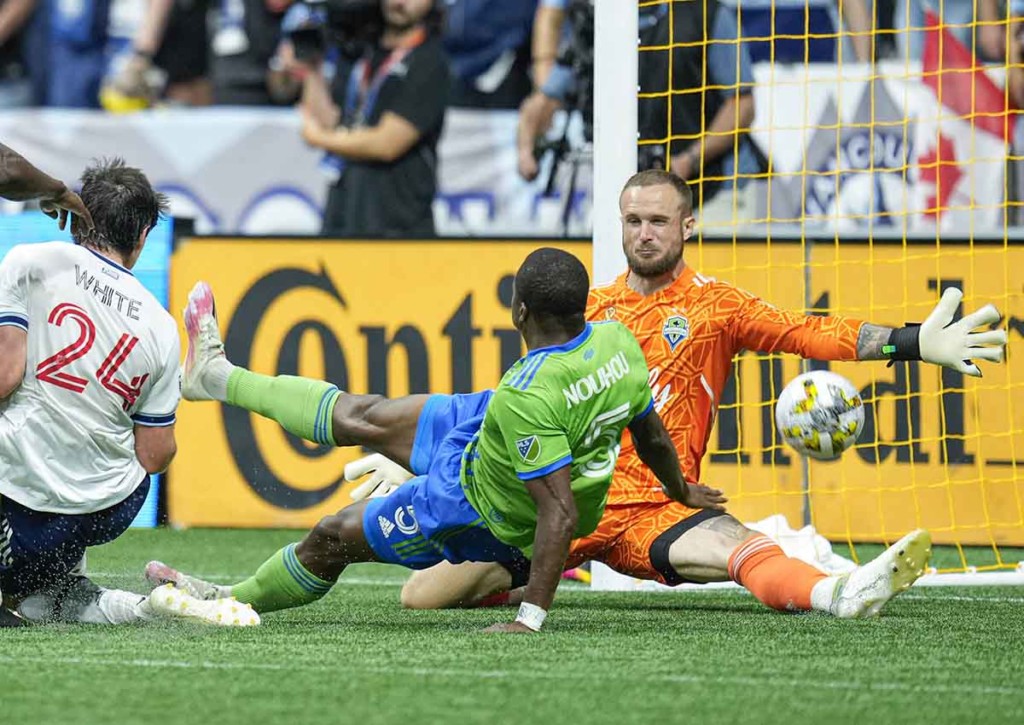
[292,0,450,238]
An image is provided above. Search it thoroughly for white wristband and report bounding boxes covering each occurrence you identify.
[515,602,547,631]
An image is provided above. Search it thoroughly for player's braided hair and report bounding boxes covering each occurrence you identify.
[74,158,169,258]
[516,247,589,326]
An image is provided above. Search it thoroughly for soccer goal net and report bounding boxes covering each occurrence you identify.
[591,0,1024,587]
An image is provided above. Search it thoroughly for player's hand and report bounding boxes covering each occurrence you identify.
[482,621,536,634]
[111,53,153,98]
[346,453,414,501]
[919,288,1006,377]
[670,481,728,511]
[40,187,94,237]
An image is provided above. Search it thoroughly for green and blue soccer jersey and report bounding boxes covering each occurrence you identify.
[461,322,654,555]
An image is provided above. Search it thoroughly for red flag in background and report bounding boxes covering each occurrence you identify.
[915,10,1012,224]
[921,11,1010,141]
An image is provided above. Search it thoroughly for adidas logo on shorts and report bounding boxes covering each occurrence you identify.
[378,515,395,538]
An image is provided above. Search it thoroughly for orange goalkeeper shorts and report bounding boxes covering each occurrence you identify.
[565,500,726,585]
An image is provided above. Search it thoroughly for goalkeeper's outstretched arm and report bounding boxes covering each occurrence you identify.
[732,286,1006,376]
[846,289,1006,376]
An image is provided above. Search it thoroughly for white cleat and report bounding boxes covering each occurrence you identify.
[181,281,231,402]
[147,583,260,627]
[145,561,229,601]
[832,529,932,619]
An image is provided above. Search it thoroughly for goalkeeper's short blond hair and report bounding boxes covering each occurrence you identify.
[622,169,694,216]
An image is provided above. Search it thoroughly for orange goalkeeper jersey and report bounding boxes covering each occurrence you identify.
[586,266,864,504]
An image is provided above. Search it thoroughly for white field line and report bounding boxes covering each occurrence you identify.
[91,573,1024,602]
[90,573,405,587]
[901,593,1024,604]
[0,655,1017,698]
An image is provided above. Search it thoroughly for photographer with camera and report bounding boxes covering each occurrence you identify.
[282,0,449,237]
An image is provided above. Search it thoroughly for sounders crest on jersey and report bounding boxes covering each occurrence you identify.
[775,370,865,461]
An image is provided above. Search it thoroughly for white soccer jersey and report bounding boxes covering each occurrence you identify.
[0,242,180,514]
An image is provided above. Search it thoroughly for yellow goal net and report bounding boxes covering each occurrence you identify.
[611,0,1024,580]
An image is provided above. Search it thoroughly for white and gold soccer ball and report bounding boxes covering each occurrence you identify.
[775,370,865,460]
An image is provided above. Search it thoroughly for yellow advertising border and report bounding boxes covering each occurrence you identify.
[168,237,1024,547]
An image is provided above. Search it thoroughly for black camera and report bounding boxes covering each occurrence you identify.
[286,0,385,63]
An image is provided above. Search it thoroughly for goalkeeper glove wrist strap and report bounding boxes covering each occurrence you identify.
[883,324,922,364]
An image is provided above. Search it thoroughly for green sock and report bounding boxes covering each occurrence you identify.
[226,369,341,446]
[231,544,334,613]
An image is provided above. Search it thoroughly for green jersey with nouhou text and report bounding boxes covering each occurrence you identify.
[461,322,654,556]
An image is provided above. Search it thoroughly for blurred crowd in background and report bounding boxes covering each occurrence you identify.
[3,0,1021,112]
[1,0,1022,236]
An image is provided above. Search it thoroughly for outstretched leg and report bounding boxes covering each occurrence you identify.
[182,281,427,469]
[16,570,258,627]
[172,501,380,615]
[402,561,516,610]
[668,514,931,618]
[17,571,158,625]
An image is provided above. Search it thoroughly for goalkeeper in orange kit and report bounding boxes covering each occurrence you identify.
[380,169,1006,619]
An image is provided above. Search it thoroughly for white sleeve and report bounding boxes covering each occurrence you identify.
[131,324,181,427]
[0,245,31,331]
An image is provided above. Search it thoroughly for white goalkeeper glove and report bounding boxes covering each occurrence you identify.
[346,453,414,501]
[886,288,1007,377]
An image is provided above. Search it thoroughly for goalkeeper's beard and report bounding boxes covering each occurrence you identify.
[625,245,683,278]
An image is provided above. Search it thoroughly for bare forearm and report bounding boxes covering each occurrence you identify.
[1011,67,1024,109]
[309,126,391,162]
[839,0,873,62]
[634,429,687,499]
[133,0,175,55]
[517,93,559,156]
[0,0,37,46]
[855,323,896,360]
[1009,35,1024,107]
[700,95,754,163]
[523,508,575,610]
[0,144,66,202]
[302,73,340,129]
[531,6,565,88]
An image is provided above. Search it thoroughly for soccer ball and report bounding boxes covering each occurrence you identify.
[775,370,865,460]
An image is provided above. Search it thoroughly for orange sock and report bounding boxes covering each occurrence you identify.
[728,534,828,612]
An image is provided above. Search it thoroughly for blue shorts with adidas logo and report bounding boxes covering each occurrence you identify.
[362,391,528,570]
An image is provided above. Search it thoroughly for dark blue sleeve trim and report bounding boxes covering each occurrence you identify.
[631,398,655,424]
[132,412,177,427]
[0,314,28,330]
[517,454,573,481]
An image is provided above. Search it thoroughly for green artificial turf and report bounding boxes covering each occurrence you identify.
[1,529,1021,725]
